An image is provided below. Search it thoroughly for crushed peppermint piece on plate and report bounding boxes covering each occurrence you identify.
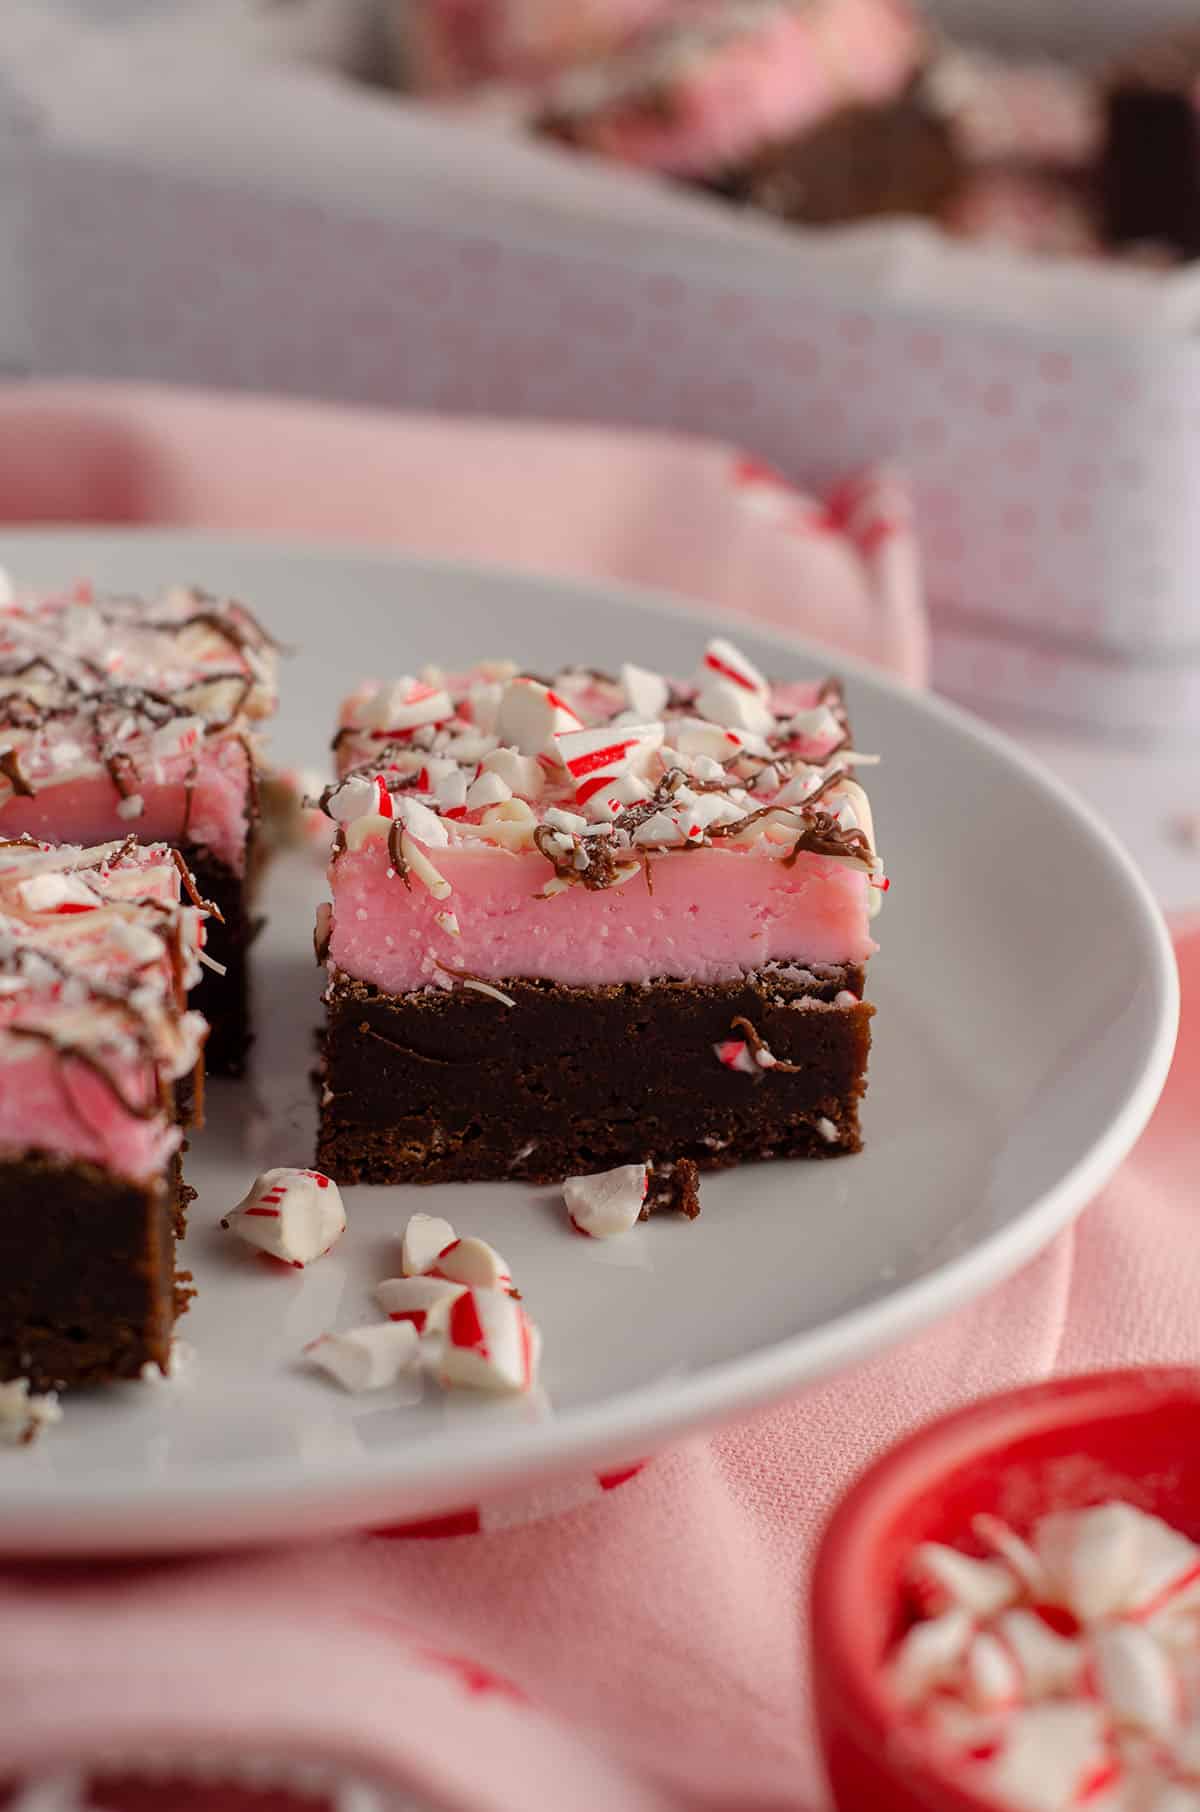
[221,1167,346,1268]
[563,1163,648,1238]
[305,1321,420,1392]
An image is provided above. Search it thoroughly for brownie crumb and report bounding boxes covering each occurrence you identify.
[645,1157,702,1220]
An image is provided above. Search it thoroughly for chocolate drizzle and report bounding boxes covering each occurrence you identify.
[148,603,280,659]
[180,669,257,732]
[387,820,413,892]
[0,749,34,797]
[7,1025,162,1122]
[105,750,139,800]
[533,823,627,892]
[324,657,880,896]
[705,803,874,870]
[168,847,223,922]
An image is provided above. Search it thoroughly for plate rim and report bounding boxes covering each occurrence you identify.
[0,527,1180,1547]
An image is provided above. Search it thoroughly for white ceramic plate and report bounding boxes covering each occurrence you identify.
[0,531,1178,1554]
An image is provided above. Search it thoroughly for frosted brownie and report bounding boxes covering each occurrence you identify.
[0,581,278,1073]
[538,0,925,181]
[315,639,884,1189]
[0,836,209,1389]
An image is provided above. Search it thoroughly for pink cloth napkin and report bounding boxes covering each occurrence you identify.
[0,385,1187,1812]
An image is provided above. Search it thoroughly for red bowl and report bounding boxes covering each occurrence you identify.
[810,1367,1200,1812]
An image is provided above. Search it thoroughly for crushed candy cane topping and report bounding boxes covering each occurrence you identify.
[890,1501,1200,1811]
[321,641,884,905]
[0,582,276,804]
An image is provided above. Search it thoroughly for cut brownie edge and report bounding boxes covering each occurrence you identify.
[0,1152,190,1391]
[317,968,872,1188]
[185,834,262,1078]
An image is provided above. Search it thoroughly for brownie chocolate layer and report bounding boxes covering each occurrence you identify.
[0,1153,191,1392]
[1102,67,1200,256]
[186,836,261,1078]
[317,967,872,1187]
[712,88,962,228]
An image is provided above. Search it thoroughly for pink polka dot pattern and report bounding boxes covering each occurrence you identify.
[29,153,1200,732]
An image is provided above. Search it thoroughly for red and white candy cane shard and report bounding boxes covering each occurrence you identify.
[1092,1624,1182,1737]
[1036,1503,1149,1623]
[495,676,582,759]
[909,1542,1020,1620]
[221,1167,347,1267]
[150,713,205,759]
[785,704,843,748]
[554,722,664,807]
[994,1608,1084,1700]
[372,774,394,819]
[986,1702,1114,1812]
[325,772,378,824]
[432,1235,514,1293]
[890,1608,974,1707]
[305,1320,419,1392]
[1120,1516,1200,1623]
[393,794,450,848]
[17,871,99,914]
[1040,1504,1200,1624]
[367,677,454,734]
[562,1163,648,1239]
[973,1514,1051,1599]
[675,792,745,841]
[434,767,470,813]
[481,746,545,800]
[376,1273,466,1333]
[715,1039,757,1075]
[620,661,669,720]
[1131,1556,1200,1624]
[438,1288,539,1394]
[695,674,775,739]
[672,715,772,761]
[700,637,768,698]
[401,1211,457,1277]
[465,770,512,810]
[964,1630,1023,1711]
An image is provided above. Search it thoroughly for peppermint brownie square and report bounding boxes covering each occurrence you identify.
[0,581,278,1073]
[0,835,210,1389]
[314,639,883,1190]
[537,0,930,212]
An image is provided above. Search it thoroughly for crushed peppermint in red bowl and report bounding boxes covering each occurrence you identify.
[810,1369,1200,1812]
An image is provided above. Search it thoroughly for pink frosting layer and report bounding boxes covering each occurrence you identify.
[0,1048,180,1180]
[0,740,252,873]
[328,835,874,992]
